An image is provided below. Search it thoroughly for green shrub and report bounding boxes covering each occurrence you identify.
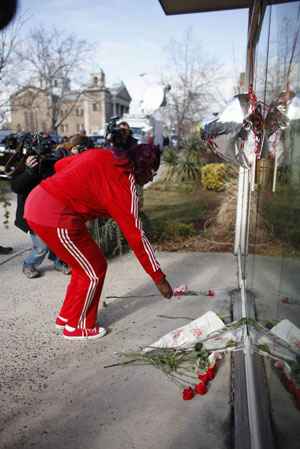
[166,222,196,239]
[151,220,196,242]
[201,163,226,192]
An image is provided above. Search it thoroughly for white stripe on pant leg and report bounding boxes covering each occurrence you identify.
[60,228,99,328]
[59,228,98,329]
[57,228,99,329]
[142,235,161,271]
[131,179,161,272]
[58,228,96,329]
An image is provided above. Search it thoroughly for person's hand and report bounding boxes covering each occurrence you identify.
[25,155,39,168]
[156,278,173,299]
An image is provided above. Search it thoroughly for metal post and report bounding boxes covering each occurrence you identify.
[234,166,250,260]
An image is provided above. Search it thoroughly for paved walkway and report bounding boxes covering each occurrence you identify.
[0,197,236,449]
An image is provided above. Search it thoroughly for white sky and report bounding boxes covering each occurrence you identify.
[17,0,249,113]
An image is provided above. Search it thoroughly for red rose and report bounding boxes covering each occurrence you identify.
[207,289,215,297]
[182,387,194,400]
[206,367,215,381]
[287,379,296,395]
[195,382,207,395]
[198,372,209,384]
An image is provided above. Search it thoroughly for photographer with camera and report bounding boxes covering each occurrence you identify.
[10,133,70,279]
[24,120,173,340]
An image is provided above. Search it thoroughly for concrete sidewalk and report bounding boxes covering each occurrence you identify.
[0,199,236,449]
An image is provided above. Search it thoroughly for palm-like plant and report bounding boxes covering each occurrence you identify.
[173,153,201,183]
[163,147,201,184]
[162,148,179,182]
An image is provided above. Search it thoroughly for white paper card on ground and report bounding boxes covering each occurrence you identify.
[145,311,230,350]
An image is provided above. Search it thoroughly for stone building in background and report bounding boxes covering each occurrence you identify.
[9,70,131,136]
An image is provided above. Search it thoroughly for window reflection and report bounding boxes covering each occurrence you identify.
[249,2,300,447]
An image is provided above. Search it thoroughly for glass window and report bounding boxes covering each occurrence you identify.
[249,3,300,447]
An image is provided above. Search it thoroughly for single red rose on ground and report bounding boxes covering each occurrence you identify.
[206,367,215,381]
[195,382,207,395]
[198,372,209,384]
[182,387,194,400]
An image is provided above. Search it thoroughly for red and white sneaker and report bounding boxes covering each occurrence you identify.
[63,325,107,340]
[55,315,68,329]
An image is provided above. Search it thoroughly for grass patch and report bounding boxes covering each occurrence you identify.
[262,186,300,250]
[143,181,223,244]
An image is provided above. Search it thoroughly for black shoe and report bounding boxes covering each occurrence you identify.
[22,266,41,279]
[0,245,13,255]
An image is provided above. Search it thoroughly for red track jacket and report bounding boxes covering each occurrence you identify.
[38,149,164,284]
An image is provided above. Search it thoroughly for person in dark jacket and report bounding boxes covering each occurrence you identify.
[11,152,70,278]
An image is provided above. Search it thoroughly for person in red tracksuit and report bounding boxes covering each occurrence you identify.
[24,134,173,341]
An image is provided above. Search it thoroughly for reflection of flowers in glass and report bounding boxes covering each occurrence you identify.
[293,339,300,349]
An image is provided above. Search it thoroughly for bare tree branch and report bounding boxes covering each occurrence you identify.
[0,15,27,125]
[15,26,93,131]
[161,28,225,146]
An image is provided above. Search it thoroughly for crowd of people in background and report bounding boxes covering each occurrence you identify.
[2,131,94,278]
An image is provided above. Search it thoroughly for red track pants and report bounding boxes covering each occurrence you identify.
[28,221,107,329]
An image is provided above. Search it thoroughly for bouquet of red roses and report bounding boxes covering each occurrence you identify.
[106,342,221,400]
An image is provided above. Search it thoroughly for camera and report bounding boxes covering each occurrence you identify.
[24,133,59,176]
[4,132,58,177]
[105,116,136,151]
[105,116,120,142]
[22,133,55,158]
